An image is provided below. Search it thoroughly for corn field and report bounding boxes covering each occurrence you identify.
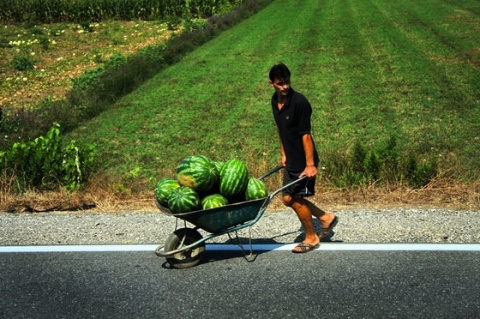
[0,0,243,23]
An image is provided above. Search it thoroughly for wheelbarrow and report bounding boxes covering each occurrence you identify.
[155,165,305,268]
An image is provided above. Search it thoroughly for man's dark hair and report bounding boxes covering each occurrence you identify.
[269,63,291,82]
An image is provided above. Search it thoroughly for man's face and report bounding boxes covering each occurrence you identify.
[270,77,290,98]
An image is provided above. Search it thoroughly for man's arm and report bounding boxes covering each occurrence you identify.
[278,131,287,166]
[301,134,317,178]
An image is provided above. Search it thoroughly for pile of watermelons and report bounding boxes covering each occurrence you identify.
[154,155,268,214]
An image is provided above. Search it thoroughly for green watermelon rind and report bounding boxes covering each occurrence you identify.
[213,160,224,173]
[154,178,180,206]
[201,194,229,210]
[245,177,268,200]
[176,155,219,192]
[219,159,249,199]
[167,186,200,214]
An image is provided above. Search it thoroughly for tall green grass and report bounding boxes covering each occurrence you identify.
[67,0,478,188]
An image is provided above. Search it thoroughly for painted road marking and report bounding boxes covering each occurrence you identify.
[1,243,480,253]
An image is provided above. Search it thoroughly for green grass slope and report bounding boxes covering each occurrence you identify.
[70,0,480,185]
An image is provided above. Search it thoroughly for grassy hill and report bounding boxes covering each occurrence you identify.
[68,0,479,183]
[0,0,470,211]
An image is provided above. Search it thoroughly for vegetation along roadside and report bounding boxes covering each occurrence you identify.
[1,0,479,212]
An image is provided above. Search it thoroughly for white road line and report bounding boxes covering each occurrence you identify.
[1,243,480,253]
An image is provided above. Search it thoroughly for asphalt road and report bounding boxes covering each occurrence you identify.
[1,248,479,319]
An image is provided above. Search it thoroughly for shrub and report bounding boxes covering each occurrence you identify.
[79,20,94,32]
[0,123,97,192]
[165,15,182,30]
[10,56,35,71]
[72,68,105,91]
[323,136,438,189]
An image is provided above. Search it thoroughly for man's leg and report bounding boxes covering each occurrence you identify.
[283,195,319,248]
[301,199,336,237]
[285,195,337,242]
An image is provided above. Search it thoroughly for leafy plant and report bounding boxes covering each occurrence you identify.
[71,68,105,91]
[10,56,34,71]
[79,20,94,32]
[165,15,182,30]
[323,136,438,189]
[0,123,97,192]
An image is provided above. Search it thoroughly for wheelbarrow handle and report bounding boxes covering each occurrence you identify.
[268,175,307,200]
[257,164,308,199]
[258,164,284,180]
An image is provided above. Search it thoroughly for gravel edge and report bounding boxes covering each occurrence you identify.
[1,208,480,246]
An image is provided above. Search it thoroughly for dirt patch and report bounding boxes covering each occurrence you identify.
[1,20,175,110]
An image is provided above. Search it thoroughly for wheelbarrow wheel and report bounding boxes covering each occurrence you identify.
[164,228,205,269]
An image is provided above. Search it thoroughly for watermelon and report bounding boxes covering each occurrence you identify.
[154,178,180,206]
[167,186,200,214]
[201,194,228,210]
[245,178,268,200]
[213,160,224,173]
[219,159,249,199]
[176,155,219,192]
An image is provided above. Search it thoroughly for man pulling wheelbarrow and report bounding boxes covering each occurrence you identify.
[268,62,339,253]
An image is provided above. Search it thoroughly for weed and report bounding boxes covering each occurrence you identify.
[0,123,97,192]
[165,15,182,30]
[10,56,34,71]
[38,36,50,50]
[72,68,105,91]
[79,21,94,33]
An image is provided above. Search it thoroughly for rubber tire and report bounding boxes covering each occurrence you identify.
[164,228,205,269]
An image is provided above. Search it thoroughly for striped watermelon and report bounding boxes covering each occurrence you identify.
[176,155,219,192]
[154,178,180,206]
[245,178,268,200]
[213,160,223,173]
[201,194,228,210]
[219,159,249,199]
[167,186,200,214]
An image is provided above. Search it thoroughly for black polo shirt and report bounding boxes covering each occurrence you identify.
[272,88,319,171]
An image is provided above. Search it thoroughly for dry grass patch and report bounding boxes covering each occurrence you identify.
[2,178,478,214]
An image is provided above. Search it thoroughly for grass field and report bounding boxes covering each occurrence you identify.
[69,0,479,179]
[3,0,479,210]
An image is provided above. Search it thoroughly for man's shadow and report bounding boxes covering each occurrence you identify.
[196,219,342,267]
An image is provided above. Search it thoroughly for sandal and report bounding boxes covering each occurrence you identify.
[292,242,319,253]
[319,215,338,239]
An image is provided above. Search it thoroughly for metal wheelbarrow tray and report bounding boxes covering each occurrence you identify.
[157,197,268,233]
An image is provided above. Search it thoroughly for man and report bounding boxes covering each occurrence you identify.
[269,62,338,253]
